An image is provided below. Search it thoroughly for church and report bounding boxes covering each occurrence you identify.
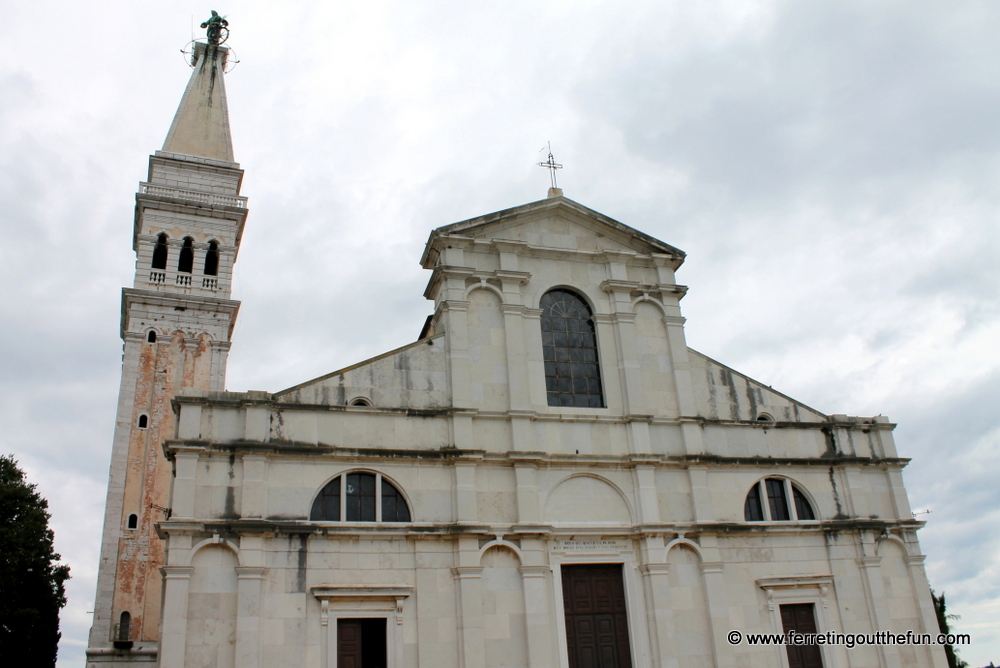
[86,33,948,668]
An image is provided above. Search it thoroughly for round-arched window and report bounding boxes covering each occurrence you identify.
[310,472,410,522]
[745,477,816,522]
[540,289,604,408]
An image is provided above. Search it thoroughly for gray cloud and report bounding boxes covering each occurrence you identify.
[2,2,998,665]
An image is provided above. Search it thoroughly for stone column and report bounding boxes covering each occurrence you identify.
[513,459,542,524]
[453,458,480,523]
[241,454,268,518]
[158,566,193,668]
[629,463,658,525]
[453,566,486,668]
[520,563,554,668]
[857,546,899,668]
[639,563,672,668]
[906,552,950,668]
[170,449,201,519]
[698,537,735,668]
[235,566,268,668]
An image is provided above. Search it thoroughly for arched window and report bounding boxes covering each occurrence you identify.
[540,289,604,407]
[349,397,372,407]
[204,240,219,276]
[310,472,410,522]
[177,237,194,273]
[127,514,138,529]
[117,611,131,642]
[137,414,148,429]
[151,233,168,269]
[147,331,157,343]
[745,477,816,522]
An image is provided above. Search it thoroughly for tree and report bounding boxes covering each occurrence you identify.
[0,455,70,667]
[932,589,969,668]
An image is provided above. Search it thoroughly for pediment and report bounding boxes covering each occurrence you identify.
[421,196,684,268]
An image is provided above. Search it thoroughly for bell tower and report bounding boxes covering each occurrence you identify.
[86,40,248,665]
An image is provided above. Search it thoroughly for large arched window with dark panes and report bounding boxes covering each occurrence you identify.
[177,237,194,273]
[151,233,168,269]
[310,472,411,522]
[745,477,816,522]
[540,289,604,407]
[204,240,219,276]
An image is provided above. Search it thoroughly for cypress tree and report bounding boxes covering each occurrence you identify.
[0,455,71,667]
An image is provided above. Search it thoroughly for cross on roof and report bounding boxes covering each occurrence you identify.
[537,142,563,189]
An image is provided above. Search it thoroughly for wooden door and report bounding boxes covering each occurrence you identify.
[780,603,824,668]
[337,618,387,668]
[338,620,363,668]
[561,564,633,668]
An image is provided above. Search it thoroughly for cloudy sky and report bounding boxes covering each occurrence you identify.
[2,1,998,665]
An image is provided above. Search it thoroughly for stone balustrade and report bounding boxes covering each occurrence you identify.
[140,182,247,208]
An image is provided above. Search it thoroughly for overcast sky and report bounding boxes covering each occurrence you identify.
[1,1,998,666]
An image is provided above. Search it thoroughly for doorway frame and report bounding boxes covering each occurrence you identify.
[757,576,837,668]
[549,538,651,668]
[312,585,412,668]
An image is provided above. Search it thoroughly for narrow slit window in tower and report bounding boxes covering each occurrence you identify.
[177,237,194,273]
[204,241,219,276]
[151,233,168,269]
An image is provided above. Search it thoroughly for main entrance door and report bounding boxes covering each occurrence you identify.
[337,618,387,668]
[561,564,633,668]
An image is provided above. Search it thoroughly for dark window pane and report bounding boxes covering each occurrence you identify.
[381,479,411,522]
[766,478,790,521]
[745,483,764,521]
[540,289,604,408]
[793,487,815,520]
[311,476,341,521]
[360,495,376,521]
[360,473,375,494]
[345,473,377,521]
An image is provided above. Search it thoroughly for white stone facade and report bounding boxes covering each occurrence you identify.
[155,195,946,668]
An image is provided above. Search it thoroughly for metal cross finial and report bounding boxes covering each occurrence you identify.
[537,142,563,189]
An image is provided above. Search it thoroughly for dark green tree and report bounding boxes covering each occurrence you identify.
[0,455,70,667]
[932,589,968,668]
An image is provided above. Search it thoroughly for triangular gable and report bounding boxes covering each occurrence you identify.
[421,195,685,268]
[275,333,448,408]
[687,348,828,423]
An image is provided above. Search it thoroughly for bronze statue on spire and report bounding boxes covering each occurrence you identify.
[201,10,229,45]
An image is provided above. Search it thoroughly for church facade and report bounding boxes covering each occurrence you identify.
[88,38,947,668]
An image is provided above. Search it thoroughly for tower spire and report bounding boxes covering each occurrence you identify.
[162,42,235,162]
